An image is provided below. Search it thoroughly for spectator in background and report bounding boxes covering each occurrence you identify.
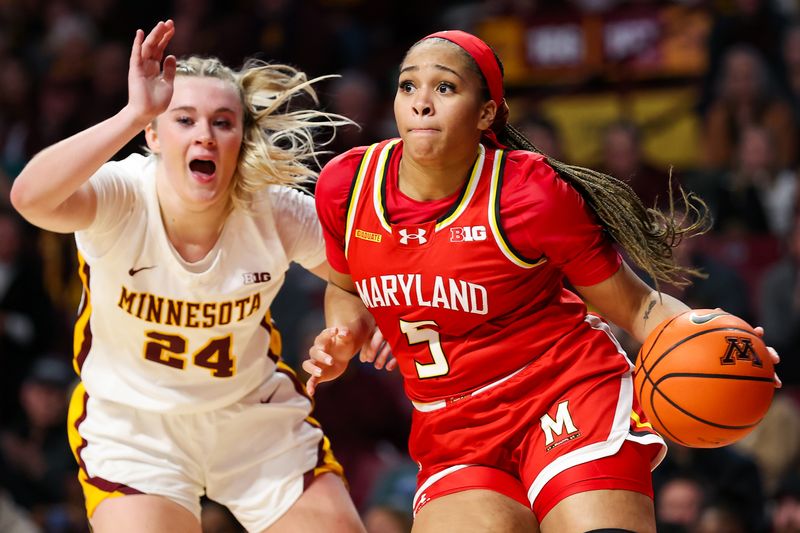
[516,114,565,162]
[734,393,800,496]
[703,45,796,171]
[782,23,800,126]
[655,474,707,533]
[599,120,673,209]
[668,227,753,322]
[324,69,389,163]
[0,56,35,178]
[84,41,141,159]
[312,360,411,512]
[652,443,767,533]
[772,471,800,533]
[709,124,796,238]
[362,460,417,533]
[702,0,788,113]
[0,357,78,527]
[693,500,749,533]
[0,207,56,426]
[759,211,800,386]
[0,489,40,533]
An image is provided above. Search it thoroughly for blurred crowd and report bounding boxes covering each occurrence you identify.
[2,0,800,532]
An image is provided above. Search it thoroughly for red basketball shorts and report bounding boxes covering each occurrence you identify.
[408,315,667,521]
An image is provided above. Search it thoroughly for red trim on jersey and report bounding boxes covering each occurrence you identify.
[316,142,621,286]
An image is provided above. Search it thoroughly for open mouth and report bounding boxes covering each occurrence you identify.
[189,159,216,177]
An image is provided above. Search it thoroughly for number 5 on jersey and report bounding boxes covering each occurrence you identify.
[400,319,449,379]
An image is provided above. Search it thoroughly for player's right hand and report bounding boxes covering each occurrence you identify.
[127,20,177,123]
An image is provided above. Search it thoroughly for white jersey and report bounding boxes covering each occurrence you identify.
[74,154,325,413]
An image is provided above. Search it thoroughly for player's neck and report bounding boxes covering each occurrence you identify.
[398,150,477,201]
[158,197,230,263]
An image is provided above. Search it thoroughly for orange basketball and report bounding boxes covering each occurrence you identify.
[633,309,774,448]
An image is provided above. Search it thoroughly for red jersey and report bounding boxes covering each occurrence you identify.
[316,139,622,403]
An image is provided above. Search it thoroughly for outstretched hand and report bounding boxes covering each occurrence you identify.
[128,20,177,123]
[304,327,357,397]
[303,327,397,396]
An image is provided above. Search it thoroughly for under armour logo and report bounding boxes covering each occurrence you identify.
[398,228,427,245]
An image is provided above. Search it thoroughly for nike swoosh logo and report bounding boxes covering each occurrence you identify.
[689,310,728,325]
[128,265,156,276]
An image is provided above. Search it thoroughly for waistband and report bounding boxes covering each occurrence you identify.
[410,361,531,412]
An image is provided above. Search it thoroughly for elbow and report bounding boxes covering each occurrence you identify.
[9,177,39,220]
[9,175,52,225]
[9,178,30,214]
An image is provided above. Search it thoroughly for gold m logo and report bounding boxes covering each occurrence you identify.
[720,336,763,367]
[540,400,579,447]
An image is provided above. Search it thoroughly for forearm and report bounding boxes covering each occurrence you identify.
[11,105,147,221]
[628,290,690,343]
[578,262,690,344]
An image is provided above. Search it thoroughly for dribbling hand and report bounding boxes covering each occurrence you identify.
[127,20,177,124]
[754,326,782,388]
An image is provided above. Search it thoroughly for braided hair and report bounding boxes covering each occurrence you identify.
[500,124,711,289]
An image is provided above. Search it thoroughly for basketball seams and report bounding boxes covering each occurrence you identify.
[654,373,774,382]
[650,384,764,431]
[645,326,761,377]
[635,312,690,414]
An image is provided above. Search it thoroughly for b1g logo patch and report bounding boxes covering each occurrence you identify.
[449,225,487,242]
[243,272,271,285]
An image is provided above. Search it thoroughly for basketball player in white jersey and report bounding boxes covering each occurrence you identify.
[10,20,371,533]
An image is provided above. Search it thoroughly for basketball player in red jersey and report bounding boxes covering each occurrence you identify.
[304,30,781,532]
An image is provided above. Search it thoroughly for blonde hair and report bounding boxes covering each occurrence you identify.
[174,56,352,210]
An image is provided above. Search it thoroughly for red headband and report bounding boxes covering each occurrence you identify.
[420,30,507,148]
[420,30,504,107]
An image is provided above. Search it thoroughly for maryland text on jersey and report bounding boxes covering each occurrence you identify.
[117,285,262,328]
[353,274,488,315]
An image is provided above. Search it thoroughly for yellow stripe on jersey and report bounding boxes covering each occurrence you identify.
[67,382,128,518]
[372,139,401,233]
[73,252,92,374]
[313,433,345,479]
[435,144,485,231]
[630,409,654,430]
[264,310,283,358]
[488,151,548,269]
[344,142,381,259]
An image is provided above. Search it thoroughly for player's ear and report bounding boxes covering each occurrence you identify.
[477,99,497,131]
[144,121,160,154]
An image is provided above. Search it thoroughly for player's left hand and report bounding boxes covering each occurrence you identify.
[304,326,355,396]
[754,326,782,388]
[359,328,397,372]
